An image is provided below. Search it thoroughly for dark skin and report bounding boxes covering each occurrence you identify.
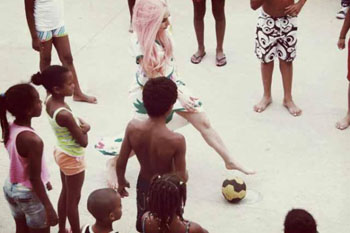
[336,10,350,130]
[142,214,208,233]
[250,0,306,116]
[46,72,89,233]
[14,92,58,233]
[24,0,97,104]
[117,109,188,197]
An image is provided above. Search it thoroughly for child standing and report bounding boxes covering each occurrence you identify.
[0,84,58,233]
[336,10,350,130]
[117,77,188,232]
[251,0,306,116]
[24,0,97,104]
[142,174,208,233]
[31,65,90,233]
[82,188,122,233]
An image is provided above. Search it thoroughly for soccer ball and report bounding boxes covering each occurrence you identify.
[222,177,246,203]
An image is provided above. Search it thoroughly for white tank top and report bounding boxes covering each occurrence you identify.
[34,0,64,31]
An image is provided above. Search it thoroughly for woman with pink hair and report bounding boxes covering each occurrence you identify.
[96,0,254,188]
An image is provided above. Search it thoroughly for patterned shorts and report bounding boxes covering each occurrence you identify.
[37,25,67,42]
[255,10,298,63]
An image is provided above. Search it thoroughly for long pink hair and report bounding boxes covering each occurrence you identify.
[132,0,173,77]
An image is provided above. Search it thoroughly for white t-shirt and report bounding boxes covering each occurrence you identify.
[34,0,64,31]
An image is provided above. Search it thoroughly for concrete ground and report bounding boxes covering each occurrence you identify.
[0,0,349,232]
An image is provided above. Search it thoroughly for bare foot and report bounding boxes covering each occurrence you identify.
[73,93,97,104]
[225,161,256,175]
[335,113,350,130]
[283,99,302,117]
[254,96,272,113]
[106,157,118,190]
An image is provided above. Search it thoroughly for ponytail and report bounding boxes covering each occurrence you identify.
[0,93,9,144]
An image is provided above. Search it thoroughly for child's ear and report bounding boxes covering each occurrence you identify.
[52,86,61,95]
[109,212,116,221]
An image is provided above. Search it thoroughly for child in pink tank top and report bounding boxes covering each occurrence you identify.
[0,84,58,232]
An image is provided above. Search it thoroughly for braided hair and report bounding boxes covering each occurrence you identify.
[148,174,186,232]
[0,84,38,144]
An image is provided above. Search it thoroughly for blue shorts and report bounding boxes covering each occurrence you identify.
[37,25,67,42]
[3,179,47,229]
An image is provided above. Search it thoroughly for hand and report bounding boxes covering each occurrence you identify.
[79,118,91,134]
[32,37,41,52]
[284,1,304,17]
[117,179,130,197]
[178,92,198,112]
[45,205,58,226]
[338,39,346,50]
[46,182,53,191]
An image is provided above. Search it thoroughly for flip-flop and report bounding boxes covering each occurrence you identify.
[190,52,206,64]
[216,54,227,67]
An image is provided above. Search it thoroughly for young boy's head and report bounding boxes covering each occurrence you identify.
[87,188,122,224]
[284,209,317,233]
[143,77,177,118]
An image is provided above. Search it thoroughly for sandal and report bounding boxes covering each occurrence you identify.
[190,52,206,64]
[216,54,227,67]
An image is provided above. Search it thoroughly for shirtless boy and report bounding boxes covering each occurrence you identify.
[116,77,188,232]
[251,0,306,116]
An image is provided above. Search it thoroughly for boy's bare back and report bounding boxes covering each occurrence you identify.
[126,118,186,181]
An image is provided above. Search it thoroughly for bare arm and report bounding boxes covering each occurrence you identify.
[285,0,307,16]
[117,122,133,197]
[56,110,88,147]
[340,10,350,39]
[173,134,188,182]
[250,0,265,10]
[24,0,40,51]
[17,132,58,226]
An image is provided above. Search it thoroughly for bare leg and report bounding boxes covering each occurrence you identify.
[279,59,302,116]
[336,83,350,130]
[191,0,206,63]
[29,227,50,233]
[254,61,273,113]
[14,218,29,233]
[39,40,53,72]
[176,111,255,175]
[128,0,136,32]
[58,171,68,233]
[65,171,85,233]
[53,36,97,104]
[212,0,226,62]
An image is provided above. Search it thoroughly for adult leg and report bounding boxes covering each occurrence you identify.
[336,83,350,130]
[14,218,29,233]
[212,0,226,65]
[57,171,68,233]
[279,59,302,116]
[128,0,136,32]
[254,61,274,113]
[176,111,255,174]
[53,36,97,104]
[191,0,206,64]
[65,171,85,233]
[39,40,53,72]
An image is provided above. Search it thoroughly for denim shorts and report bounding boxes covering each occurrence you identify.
[3,179,47,229]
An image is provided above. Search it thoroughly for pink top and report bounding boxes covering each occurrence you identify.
[6,123,49,189]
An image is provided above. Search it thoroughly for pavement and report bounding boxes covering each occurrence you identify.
[0,0,349,232]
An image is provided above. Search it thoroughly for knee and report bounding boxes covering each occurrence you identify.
[194,4,206,20]
[199,117,211,131]
[60,54,73,65]
[212,6,225,21]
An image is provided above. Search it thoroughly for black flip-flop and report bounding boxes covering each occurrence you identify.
[191,52,206,64]
[216,55,227,67]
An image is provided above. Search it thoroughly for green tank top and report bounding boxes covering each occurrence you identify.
[48,107,85,157]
